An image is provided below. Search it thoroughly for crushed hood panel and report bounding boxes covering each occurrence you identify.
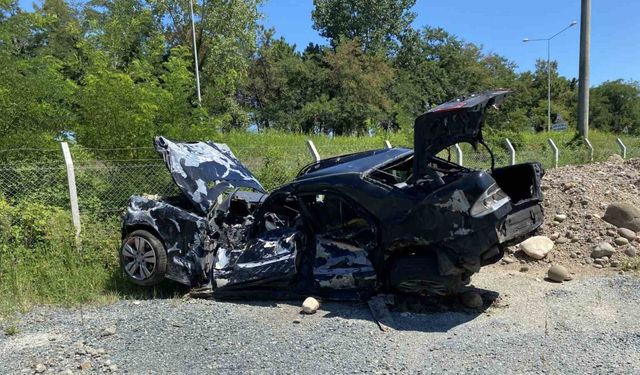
[154,136,265,213]
[413,90,510,178]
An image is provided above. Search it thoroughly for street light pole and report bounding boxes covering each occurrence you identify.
[523,21,577,132]
[189,0,202,105]
[547,40,551,132]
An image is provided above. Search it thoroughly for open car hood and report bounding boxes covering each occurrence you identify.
[154,136,265,214]
[413,90,510,178]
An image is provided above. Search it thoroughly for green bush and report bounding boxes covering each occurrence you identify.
[0,197,120,315]
[0,196,186,317]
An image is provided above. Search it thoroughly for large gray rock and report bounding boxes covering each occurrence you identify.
[625,247,637,257]
[618,227,637,241]
[591,242,615,258]
[547,264,572,282]
[603,202,640,232]
[615,237,630,246]
[519,236,554,260]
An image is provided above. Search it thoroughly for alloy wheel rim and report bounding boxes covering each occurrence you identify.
[122,236,157,281]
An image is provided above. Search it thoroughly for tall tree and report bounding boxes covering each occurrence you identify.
[301,38,394,135]
[245,28,306,130]
[151,0,262,127]
[84,0,162,70]
[0,0,78,147]
[311,0,416,54]
[590,80,640,133]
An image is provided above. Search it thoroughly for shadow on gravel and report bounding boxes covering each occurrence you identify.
[105,269,189,300]
[106,266,501,333]
[387,287,502,332]
[218,287,501,333]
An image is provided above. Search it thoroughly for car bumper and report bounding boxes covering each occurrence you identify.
[496,202,544,244]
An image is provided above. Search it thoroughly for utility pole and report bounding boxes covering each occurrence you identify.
[577,0,591,139]
[547,40,551,133]
[189,0,202,105]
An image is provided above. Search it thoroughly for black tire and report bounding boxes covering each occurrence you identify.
[120,229,168,286]
[388,253,463,296]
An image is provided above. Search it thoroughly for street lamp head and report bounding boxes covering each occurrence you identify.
[570,20,577,26]
[522,38,530,42]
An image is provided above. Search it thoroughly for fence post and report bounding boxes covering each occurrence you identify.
[547,138,559,168]
[60,142,81,240]
[504,138,516,166]
[616,138,627,159]
[384,140,392,149]
[454,144,463,166]
[584,138,594,162]
[306,140,321,162]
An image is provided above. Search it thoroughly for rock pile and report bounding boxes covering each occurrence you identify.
[508,157,640,275]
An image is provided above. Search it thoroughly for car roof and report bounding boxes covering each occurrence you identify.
[295,147,413,181]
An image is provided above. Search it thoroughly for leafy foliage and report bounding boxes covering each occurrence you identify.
[590,80,640,134]
[311,0,416,54]
[1,0,638,151]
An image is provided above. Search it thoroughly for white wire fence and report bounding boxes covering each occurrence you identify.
[0,137,632,236]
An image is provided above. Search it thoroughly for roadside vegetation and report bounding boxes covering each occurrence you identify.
[0,197,190,316]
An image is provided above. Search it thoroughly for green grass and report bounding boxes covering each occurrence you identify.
[622,257,640,272]
[4,324,18,336]
[0,206,187,318]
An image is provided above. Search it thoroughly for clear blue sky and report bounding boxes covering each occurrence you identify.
[260,0,639,86]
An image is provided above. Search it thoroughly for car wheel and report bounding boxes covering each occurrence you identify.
[388,253,463,296]
[120,229,167,286]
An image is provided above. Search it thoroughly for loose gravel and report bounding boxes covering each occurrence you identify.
[2,269,640,374]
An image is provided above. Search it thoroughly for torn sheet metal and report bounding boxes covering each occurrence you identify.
[154,136,265,213]
[214,229,302,289]
[313,234,376,290]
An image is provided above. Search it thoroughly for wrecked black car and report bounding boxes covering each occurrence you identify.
[120,90,544,299]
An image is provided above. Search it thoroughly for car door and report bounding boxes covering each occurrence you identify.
[300,192,378,290]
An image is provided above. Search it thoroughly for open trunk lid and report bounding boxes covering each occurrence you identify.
[413,90,510,180]
[154,136,265,214]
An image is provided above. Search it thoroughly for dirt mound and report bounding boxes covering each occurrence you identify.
[500,156,640,275]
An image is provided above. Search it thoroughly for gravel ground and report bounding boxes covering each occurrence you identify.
[2,268,640,375]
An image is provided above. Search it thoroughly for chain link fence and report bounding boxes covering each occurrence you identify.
[0,137,633,229]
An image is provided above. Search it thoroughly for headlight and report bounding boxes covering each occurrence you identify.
[470,183,510,218]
